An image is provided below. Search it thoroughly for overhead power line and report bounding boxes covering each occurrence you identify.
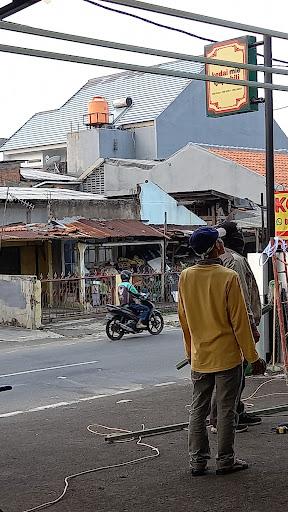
[2,21,288,77]
[274,104,288,111]
[84,0,215,43]
[90,0,288,66]
[1,43,288,92]
[97,0,288,41]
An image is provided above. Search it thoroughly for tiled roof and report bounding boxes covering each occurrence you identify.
[206,146,288,187]
[1,61,203,152]
[0,219,165,242]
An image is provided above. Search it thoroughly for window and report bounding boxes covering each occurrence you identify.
[64,241,77,275]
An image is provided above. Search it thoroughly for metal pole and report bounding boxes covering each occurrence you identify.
[264,36,275,357]
[105,403,288,442]
[0,21,287,77]
[1,43,288,92]
[264,35,275,244]
[0,1,41,20]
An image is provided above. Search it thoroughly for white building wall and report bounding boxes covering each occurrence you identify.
[0,275,41,329]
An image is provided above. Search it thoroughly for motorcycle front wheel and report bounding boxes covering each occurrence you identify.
[106,319,124,341]
[147,312,164,335]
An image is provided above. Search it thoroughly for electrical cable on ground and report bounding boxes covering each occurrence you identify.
[242,376,287,403]
[20,424,159,512]
[15,377,288,510]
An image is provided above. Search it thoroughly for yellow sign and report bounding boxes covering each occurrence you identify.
[205,36,257,117]
[275,191,288,239]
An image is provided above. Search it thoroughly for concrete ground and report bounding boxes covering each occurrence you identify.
[1,377,288,512]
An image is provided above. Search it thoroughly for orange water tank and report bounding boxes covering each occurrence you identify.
[87,96,109,125]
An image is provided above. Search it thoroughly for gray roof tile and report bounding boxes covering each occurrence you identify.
[2,61,203,152]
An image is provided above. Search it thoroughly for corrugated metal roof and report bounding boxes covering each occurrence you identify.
[0,218,165,241]
[68,218,164,239]
[0,187,105,200]
[2,60,203,152]
[20,168,77,182]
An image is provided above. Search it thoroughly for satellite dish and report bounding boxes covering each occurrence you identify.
[45,155,61,166]
[44,155,61,173]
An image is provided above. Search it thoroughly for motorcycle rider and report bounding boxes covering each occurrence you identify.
[118,270,150,329]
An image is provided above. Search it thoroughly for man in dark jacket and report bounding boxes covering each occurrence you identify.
[210,221,262,431]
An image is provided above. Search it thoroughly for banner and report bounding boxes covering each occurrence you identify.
[275,191,288,239]
[205,36,258,117]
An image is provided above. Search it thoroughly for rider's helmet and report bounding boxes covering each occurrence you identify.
[120,270,132,282]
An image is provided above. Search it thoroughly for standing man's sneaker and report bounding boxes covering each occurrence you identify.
[210,424,248,433]
[216,459,249,475]
[236,424,249,433]
[239,413,262,426]
[191,467,208,476]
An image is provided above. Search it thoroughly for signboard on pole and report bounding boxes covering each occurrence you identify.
[275,191,288,239]
[205,36,258,117]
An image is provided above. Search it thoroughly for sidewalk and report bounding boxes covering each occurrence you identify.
[0,312,180,344]
[0,327,64,343]
[43,311,180,338]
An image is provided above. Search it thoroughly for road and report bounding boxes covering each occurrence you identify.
[0,327,189,417]
[1,327,288,512]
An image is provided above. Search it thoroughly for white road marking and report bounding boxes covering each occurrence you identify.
[154,382,176,387]
[116,399,132,404]
[0,388,143,418]
[0,410,23,417]
[0,360,100,378]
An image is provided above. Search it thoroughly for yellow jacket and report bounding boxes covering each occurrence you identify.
[178,263,259,372]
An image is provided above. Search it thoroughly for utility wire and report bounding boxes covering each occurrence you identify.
[274,104,288,111]
[84,0,215,43]
[85,0,288,67]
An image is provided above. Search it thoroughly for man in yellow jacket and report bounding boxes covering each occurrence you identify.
[178,226,265,476]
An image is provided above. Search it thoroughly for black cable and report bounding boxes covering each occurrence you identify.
[274,104,288,111]
[258,53,288,66]
[84,0,288,67]
[83,0,216,43]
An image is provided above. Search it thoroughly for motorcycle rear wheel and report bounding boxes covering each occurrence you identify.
[106,319,124,341]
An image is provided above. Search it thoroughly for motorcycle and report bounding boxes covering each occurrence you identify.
[105,295,164,341]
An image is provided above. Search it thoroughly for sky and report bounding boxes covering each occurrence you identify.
[1,0,288,140]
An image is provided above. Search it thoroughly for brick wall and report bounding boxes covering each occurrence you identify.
[0,162,21,185]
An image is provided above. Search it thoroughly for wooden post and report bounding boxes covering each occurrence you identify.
[160,239,165,301]
[47,241,53,307]
[77,243,87,309]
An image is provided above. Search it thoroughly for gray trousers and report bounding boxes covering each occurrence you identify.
[189,364,243,471]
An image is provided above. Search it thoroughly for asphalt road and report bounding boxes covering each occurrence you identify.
[0,327,189,417]
[1,328,288,512]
